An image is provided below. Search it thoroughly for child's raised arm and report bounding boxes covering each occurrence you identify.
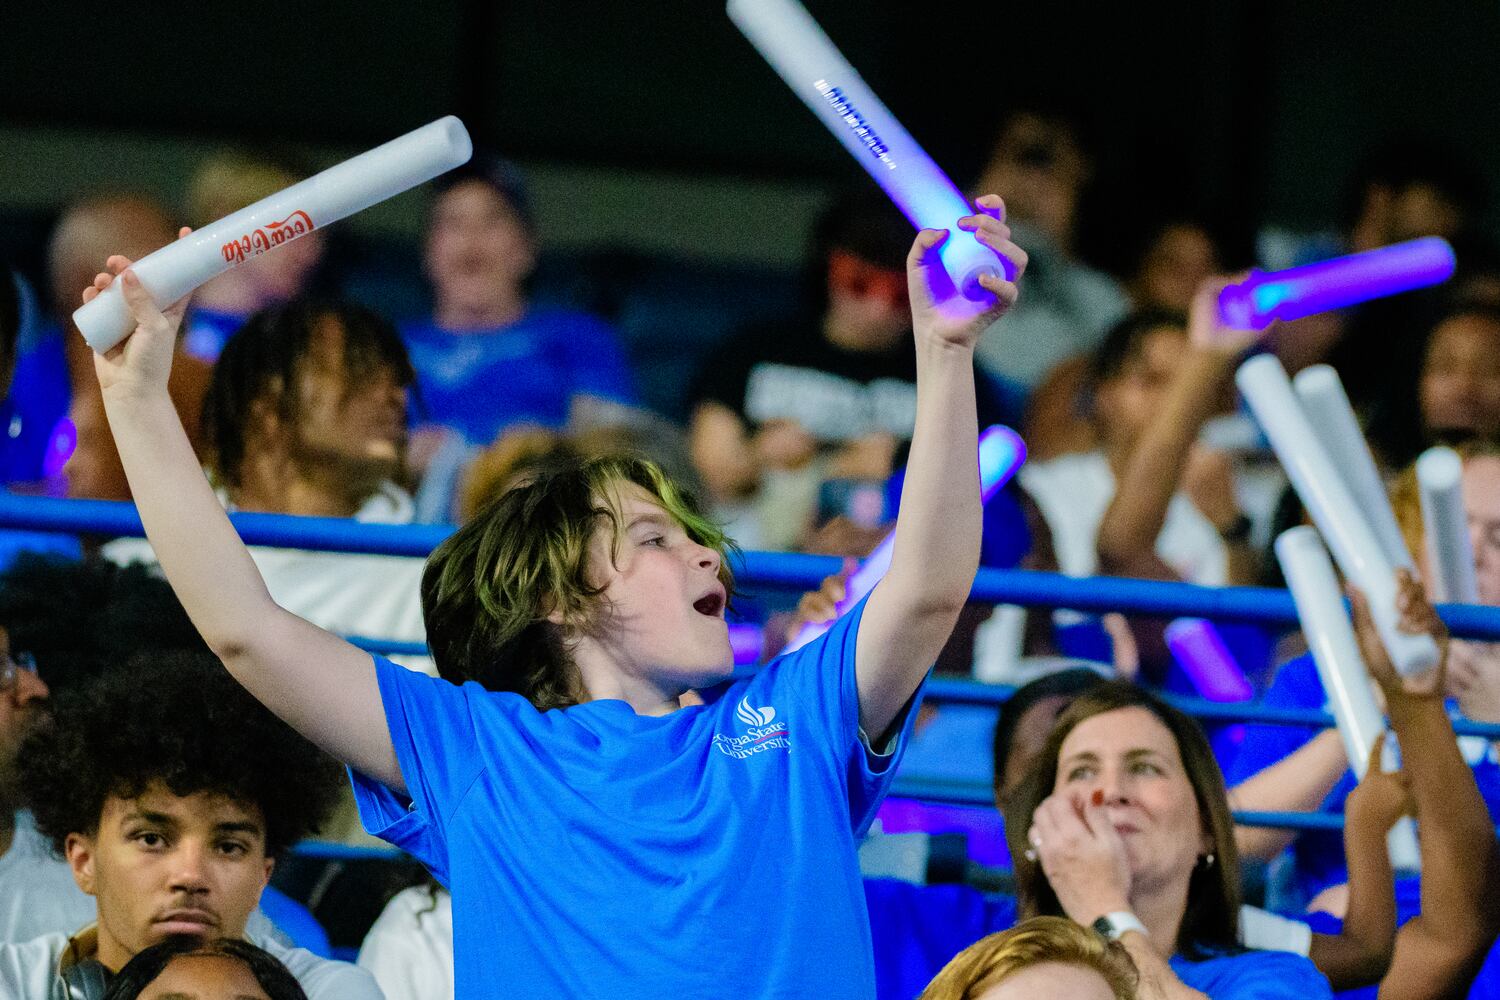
[89,253,404,794]
[856,195,1025,739]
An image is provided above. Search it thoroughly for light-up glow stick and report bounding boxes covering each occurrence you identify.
[1292,365,1414,572]
[726,0,1012,298]
[1417,447,1478,604]
[1275,527,1421,870]
[1164,619,1253,702]
[784,426,1027,653]
[1218,237,1455,330]
[1238,355,1439,676]
[74,116,473,353]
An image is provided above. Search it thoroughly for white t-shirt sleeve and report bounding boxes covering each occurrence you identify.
[1237,904,1314,957]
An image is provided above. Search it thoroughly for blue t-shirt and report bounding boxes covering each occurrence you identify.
[1170,950,1334,999]
[351,595,920,999]
[865,880,1015,1000]
[400,309,638,445]
[863,880,1330,1000]
[1226,654,1500,904]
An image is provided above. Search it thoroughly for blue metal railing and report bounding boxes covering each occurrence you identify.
[8,493,1500,846]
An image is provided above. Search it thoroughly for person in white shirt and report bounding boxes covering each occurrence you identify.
[356,883,452,1000]
[0,626,96,942]
[104,299,430,680]
[0,651,381,1000]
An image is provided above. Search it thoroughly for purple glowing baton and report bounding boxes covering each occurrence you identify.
[783,426,1027,654]
[727,0,1013,299]
[1218,237,1455,330]
[1164,619,1253,703]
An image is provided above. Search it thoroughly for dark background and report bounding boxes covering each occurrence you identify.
[4,0,1497,242]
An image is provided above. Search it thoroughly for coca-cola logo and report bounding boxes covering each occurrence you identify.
[221,210,316,265]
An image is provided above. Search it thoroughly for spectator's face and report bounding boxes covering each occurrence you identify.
[0,626,48,810]
[1133,224,1220,312]
[998,695,1074,804]
[65,783,273,973]
[824,252,911,351]
[976,962,1117,1000]
[425,180,536,314]
[1094,326,1186,447]
[566,483,733,690]
[1420,314,1500,439]
[1389,183,1465,244]
[1462,456,1500,605]
[977,114,1088,248]
[137,954,272,1000]
[290,316,409,479]
[1052,707,1207,895]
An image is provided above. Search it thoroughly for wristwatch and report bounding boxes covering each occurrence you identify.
[1092,911,1148,942]
[1217,513,1253,543]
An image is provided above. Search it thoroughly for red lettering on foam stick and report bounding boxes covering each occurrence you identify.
[218,210,317,266]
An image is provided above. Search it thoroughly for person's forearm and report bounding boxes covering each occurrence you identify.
[1225,540,1261,587]
[1098,350,1232,568]
[101,387,279,654]
[1312,823,1395,989]
[1387,696,1498,937]
[856,341,979,734]
[1230,730,1348,860]
[1118,933,1210,1000]
[882,341,980,616]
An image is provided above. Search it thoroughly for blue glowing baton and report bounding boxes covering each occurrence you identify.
[1218,237,1455,330]
[784,426,1027,653]
[727,0,1013,298]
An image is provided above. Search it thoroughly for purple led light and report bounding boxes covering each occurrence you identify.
[41,418,77,480]
[728,623,765,666]
[1164,618,1253,703]
[1218,237,1455,329]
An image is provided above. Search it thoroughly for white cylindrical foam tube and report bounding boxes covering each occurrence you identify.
[726,0,1010,297]
[1417,446,1478,604]
[1292,365,1414,572]
[1275,526,1421,872]
[73,116,473,353]
[1238,354,1439,676]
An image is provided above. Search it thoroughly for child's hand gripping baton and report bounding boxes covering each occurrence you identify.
[727,0,1013,300]
[74,116,473,353]
[1218,237,1455,330]
[784,426,1027,653]
[1238,355,1440,677]
[1275,526,1422,872]
[1417,446,1478,604]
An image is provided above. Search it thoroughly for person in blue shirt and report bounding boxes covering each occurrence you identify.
[401,155,639,454]
[1230,447,1500,998]
[1005,680,1335,999]
[79,195,1026,998]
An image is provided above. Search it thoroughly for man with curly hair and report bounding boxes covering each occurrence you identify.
[0,653,383,1000]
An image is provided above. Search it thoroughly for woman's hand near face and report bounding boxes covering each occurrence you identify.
[1447,639,1500,724]
[1030,788,1133,926]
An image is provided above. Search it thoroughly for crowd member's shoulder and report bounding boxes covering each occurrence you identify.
[1171,947,1334,999]
[0,932,67,994]
[256,933,387,1000]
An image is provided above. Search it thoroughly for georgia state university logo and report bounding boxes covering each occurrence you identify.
[713,696,792,759]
